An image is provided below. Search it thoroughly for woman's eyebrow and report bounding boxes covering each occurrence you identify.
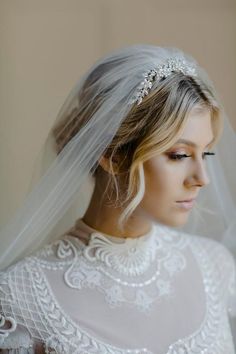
[175,138,214,148]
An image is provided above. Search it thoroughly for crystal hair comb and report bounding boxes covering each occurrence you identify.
[130,57,197,105]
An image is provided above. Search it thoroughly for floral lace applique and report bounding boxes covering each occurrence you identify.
[34,236,235,353]
[1,227,235,353]
[60,226,188,312]
[31,225,189,313]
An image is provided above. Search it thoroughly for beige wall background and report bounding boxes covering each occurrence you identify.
[0,0,236,227]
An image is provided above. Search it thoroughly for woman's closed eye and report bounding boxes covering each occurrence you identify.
[168,152,215,161]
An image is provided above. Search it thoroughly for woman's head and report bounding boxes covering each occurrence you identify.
[52,45,222,231]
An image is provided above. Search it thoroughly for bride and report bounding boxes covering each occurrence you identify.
[0,44,235,353]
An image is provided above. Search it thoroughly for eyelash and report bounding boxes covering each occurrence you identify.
[169,152,215,161]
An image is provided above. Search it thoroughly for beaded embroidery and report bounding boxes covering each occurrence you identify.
[130,57,197,105]
[0,226,235,353]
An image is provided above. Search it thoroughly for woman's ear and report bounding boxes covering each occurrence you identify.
[98,155,119,174]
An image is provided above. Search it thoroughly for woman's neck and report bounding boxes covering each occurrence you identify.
[82,182,152,239]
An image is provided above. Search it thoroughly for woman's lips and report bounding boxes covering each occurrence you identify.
[176,199,195,210]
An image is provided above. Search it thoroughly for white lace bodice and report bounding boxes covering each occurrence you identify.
[0,219,236,353]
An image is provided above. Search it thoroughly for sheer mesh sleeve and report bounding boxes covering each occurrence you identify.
[0,313,34,352]
[1,226,236,353]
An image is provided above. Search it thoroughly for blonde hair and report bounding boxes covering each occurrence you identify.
[53,71,222,232]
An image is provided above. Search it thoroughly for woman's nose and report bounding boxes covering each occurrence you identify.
[185,160,210,188]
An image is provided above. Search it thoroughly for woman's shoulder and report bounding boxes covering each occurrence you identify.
[182,230,235,274]
[189,232,235,266]
[0,234,80,276]
[185,231,236,316]
[0,234,81,301]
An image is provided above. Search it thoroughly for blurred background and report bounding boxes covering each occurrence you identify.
[0,0,235,227]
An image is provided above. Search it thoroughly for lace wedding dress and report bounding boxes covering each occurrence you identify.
[0,218,235,353]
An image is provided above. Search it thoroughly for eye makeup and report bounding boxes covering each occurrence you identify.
[168,152,215,161]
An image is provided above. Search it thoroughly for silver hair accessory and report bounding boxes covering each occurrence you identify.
[131,57,197,105]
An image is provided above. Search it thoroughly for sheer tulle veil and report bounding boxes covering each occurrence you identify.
[0,44,235,335]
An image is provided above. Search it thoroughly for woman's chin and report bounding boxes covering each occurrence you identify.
[156,213,189,229]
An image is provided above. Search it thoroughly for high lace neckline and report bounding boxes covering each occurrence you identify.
[73,218,157,245]
[65,218,162,277]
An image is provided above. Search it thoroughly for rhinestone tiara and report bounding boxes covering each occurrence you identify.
[130,57,197,105]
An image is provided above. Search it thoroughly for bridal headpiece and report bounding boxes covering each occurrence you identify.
[0,45,235,302]
[130,57,197,105]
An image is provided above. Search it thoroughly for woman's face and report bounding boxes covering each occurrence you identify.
[139,108,214,228]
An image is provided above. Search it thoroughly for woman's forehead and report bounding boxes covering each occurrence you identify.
[178,110,214,148]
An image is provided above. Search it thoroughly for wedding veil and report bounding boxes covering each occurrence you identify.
[0,46,235,329]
